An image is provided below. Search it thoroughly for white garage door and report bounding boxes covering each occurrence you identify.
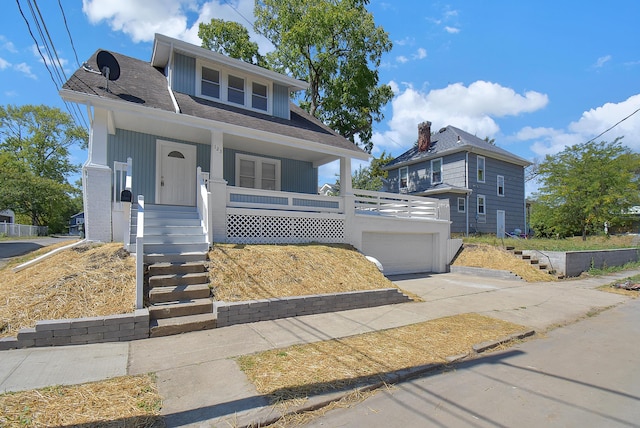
[362,232,434,275]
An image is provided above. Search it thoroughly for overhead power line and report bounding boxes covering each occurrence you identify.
[586,106,640,144]
[15,0,88,130]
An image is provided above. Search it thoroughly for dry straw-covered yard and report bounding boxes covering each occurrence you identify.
[0,242,136,339]
[208,243,402,301]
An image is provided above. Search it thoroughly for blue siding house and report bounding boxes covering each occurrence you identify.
[60,34,455,275]
[384,121,531,236]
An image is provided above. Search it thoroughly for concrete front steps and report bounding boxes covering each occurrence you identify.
[506,246,562,278]
[137,204,216,337]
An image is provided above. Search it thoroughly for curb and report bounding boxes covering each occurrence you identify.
[231,329,536,428]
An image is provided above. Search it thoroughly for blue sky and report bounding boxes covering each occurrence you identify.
[2,0,640,195]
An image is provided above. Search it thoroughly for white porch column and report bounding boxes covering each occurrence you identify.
[340,156,358,246]
[209,130,228,243]
[82,107,112,242]
[339,156,353,195]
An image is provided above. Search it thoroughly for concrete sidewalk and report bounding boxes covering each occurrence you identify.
[1,269,637,426]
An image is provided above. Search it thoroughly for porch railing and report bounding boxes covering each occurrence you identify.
[112,158,132,208]
[353,189,447,220]
[196,167,210,245]
[227,187,343,213]
[225,187,447,221]
[135,195,144,310]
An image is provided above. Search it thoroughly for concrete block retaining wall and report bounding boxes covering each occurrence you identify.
[524,248,639,277]
[0,309,149,351]
[215,288,412,327]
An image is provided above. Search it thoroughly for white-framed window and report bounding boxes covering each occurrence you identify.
[457,197,466,213]
[497,175,505,196]
[201,67,220,99]
[399,166,409,190]
[477,155,485,183]
[477,194,486,215]
[236,154,281,191]
[431,158,443,184]
[252,82,268,111]
[197,60,271,113]
[228,74,245,105]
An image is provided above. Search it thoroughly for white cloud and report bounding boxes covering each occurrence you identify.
[0,35,17,53]
[31,45,68,70]
[82,0,273,54]
[396,55,408,64]
[569,94,640,140]
[514,94,640,156]
[593,55,612,68]
[14,63,37,79]
[444,26,460,34]
[370,80,548,157]
[394,37,414,47]
[0,57,9,70]
[413,48,427,60]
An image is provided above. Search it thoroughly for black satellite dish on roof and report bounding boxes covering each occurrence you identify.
[96,50,120,92]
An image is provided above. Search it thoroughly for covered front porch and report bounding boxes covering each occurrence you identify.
[81,103,456,278]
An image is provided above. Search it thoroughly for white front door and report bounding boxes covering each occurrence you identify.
[497,210,505,238]
[156,140,196,206]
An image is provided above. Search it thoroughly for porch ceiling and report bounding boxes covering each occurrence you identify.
[109,109,342,166]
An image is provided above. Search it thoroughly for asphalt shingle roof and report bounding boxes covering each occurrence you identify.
[384,125,530,168]
[63,50,365,156]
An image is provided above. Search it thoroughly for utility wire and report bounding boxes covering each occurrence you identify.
[16,0,88,130]
[586,106,640,144]
[57,0,80,68]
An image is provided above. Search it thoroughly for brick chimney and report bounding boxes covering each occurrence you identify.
[417,121,432,152]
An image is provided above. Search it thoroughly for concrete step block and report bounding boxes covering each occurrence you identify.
[149,298,213,320]
[143,242,209,255]
[149,284,210,303]
[149,272,209,288]
[149,313,216,337]
[144,252,208,264]
[148,261,206,276]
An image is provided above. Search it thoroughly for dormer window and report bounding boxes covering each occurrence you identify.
[197,59,271,113]
[252,82,268,111]
[201,67,220,99]
[228,75,245,105]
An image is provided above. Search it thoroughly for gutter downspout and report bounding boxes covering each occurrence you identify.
[465,152,469,237]
[167,43,181,114]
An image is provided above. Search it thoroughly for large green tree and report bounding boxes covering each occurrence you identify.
[198,18,265,66]
[254,0,394,152]
[530,138,640,239]
[0,104,87,233]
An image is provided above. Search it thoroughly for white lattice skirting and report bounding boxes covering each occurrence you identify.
[226,212,345,244]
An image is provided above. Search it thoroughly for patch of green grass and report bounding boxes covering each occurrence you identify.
[463,234,637,252]
[588,260,640,276]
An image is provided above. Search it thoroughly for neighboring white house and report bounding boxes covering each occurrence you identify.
[60,34,456,275]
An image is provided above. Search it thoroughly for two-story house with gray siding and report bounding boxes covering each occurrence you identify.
[383,121,531,236]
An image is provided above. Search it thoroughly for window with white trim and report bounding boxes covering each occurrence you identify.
[399,166,408,190]
[477,194,486,215]
[431,158,442,184]
[201,67,220,99]
[457,197,466,213]
[228,75,245,105]
[497,175,505,196]
[236,154,281,191]
[477,155,485,183]
[252,82,268,111]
